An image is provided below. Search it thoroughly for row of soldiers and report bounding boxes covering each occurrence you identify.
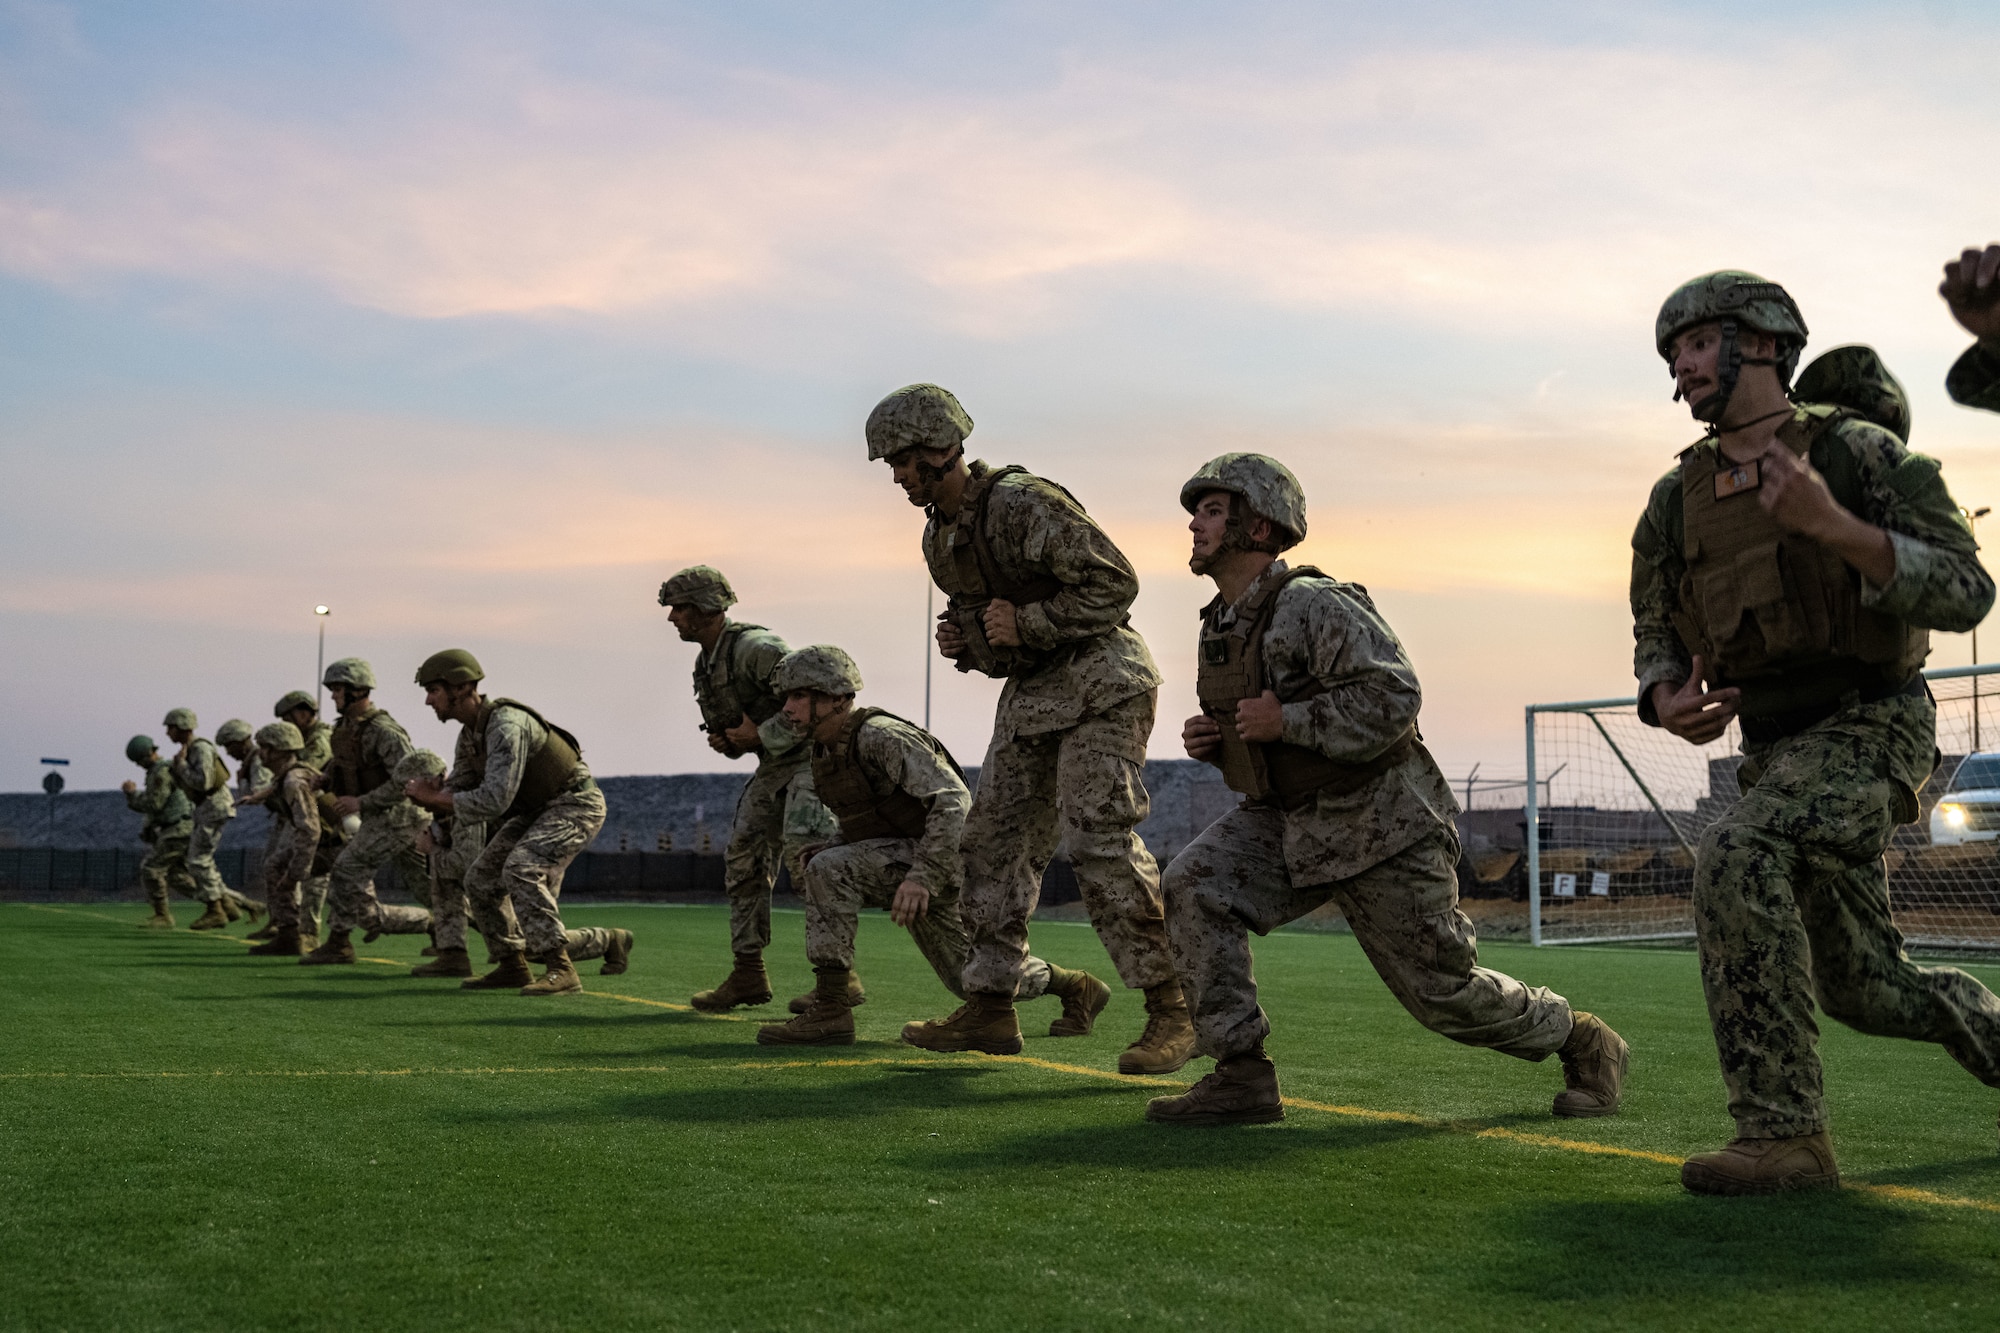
[125,245,2000,1192]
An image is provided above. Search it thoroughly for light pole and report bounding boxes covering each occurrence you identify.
[314,605,331,712]
[1964,509,1990,752]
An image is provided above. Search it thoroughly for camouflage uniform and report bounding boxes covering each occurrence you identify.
[1166,560,1574,1061]
[694,620,827,956]
[324,706,432,938]
[127,758,196,910]
[1632,410,2000,1137]
[802,710,1053,1001]
[925,461,1175,996]
[299,720,334,774]
[260,762,322,938]
[427,812,486,954]
[233,750,274,798]
[453,702,607,959]
[170,737,237,907]
[1947,342,2000,413]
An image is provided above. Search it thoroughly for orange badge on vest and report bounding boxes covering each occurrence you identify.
[1713,458,1761,500]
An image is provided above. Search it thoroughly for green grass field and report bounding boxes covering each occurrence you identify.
[4,901,2000,1332]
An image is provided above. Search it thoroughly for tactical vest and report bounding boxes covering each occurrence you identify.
[327,710,394,798]
[1670,406,1929,718]
[1196,566,1416,806]
[465,698,585,821]
[695,623,785,733]
[811,707,961,842]
[940,464,1074,679]
[148,759,194,828]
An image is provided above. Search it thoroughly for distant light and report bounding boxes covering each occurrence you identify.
[315,605,331,616]
[39,758,69,765]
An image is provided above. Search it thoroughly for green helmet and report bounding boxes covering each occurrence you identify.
[414,648,485,686]
[322,657,375,690]
[773,644,864,696]
[1655,271,1809,423]
[1792,344,1911,444]
[391,748,447,784]
[865,384,973,462]
[163,707,197,730]
[255,721,305,752]
[657,564,737,612]
[273,690,316,717]
[1180,453,1307,550]
[126,734,158,763]
[215,719,255,746]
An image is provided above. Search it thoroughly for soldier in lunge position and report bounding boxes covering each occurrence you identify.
[1150,454,1627,1126]
[164,707,263,930]
[245,722,322,957]
[406,650,630,995]
[1634,271,2000,1193]
[123,734,195,929]
[753,645,1108,1047]
[867,384,1193,1073]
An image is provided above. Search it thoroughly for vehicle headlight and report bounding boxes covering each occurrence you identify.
[1942,804,1967,827]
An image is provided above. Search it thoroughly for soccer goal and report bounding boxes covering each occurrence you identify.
[1525,663,2000,950]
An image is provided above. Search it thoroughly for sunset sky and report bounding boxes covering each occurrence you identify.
[4,1,1998,792]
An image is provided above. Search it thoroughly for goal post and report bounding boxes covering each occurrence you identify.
[1524,663,2000,949]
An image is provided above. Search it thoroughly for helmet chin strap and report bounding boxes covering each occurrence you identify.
[1674,317,1785,427]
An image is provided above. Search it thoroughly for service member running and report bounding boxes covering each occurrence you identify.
[1635,271,2000,1193]
[164,707,262,930]
[122,734,195,928]
[245,722,322,957]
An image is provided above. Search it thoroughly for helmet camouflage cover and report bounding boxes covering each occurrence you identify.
[773,645,864,697]
[215,718,255,746]
[255,721,305,752]
[162,707,198,730]
[1179,453,1308,550]
[414,648,485,686]
[865,384,973,462]
[1792,344,1911,444]
[273,690,317,717]
[391,748,447,784]
[1655,270,1809,362]
[657,564,737,612]
[322,657,376,690]
[126,734,158,763]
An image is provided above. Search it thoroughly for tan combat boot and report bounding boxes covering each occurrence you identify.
[143,902,175,929]
[411,948,473,978]
[245,918,279,942]
[1553,1011,1629,1118]
[901,993,1023,1055]
[1682,1132,1840,1196]
[521,948,583,997]
[1145,1048,1284,1126]
[600,929,636,976]
[759,970,860,1046]
[1119,981,1197,1075]
[240,898,267,924]
[188,901,231,931]
[299,930,355,965]
[298,931,319,954]
[247,929,304,957]
[691,954,773,1012]
[789,972,866,1014]
[462,950,534,990]
[220,897,243,924]
[1045,965,1111,1038]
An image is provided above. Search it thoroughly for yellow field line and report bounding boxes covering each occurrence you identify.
[14,903,2000,1215]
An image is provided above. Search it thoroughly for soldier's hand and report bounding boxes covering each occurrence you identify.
[120,779,137,796]
[1234,690,1285,744]
[1941,244,2000,344]
[1182,714,1223,762]
[936,616,969,659]
[332,795,362,818]
[705,730,731,754]
[1653,656,1740,745]
[723,713,762,753]
[890,878,931,927]
[1757,442,1897,585]
[982,598,1022,647]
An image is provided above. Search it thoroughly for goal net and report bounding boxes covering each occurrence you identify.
[1525,664,2000,950]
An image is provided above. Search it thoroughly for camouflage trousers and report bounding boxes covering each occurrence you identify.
[564,927,623,961]
[960,689,1175,996]
[186,808,236,906]
[428,820,487,953]
[466,785,606,959]
[1165,814,1573,1062]
[140,831,197,909]
[327,817,432,938]
[801,839,1052,1002]
[1697,694,2000,1138]
[723,759,833,958]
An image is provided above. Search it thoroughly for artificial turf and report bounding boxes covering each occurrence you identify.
[2,901,1999,1332]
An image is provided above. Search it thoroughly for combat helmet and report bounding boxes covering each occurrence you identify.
[1180,453,1307,551]
[392,748,447,784]
[1656,271,1809,423]
[163,707,198,730]
[126,735,158,763]
[1792,344,1911,444]
[255,721,305,752]
[414,648,485,687]
[865,384,973,462]
[273,690,316,718]
[322,658,376,690]
[215,719,255,746]
[773,645,864,697]
[657,565,737,612]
